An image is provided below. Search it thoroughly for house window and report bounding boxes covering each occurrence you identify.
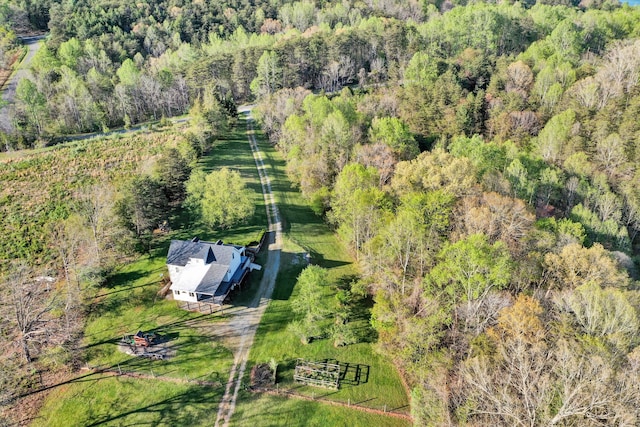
[189,292,195,297]
[174,290,180,295]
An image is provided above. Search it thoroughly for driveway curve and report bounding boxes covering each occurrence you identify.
[0,35,46,133]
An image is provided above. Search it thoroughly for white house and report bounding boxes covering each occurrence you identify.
[167,238,258,305]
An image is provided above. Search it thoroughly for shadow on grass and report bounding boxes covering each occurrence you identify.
[84,385,220,427]
[81,311,214,351]
[93,279,161,299]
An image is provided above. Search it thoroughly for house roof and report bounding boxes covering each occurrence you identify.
[167,239,237,267]
[167,239,246,298]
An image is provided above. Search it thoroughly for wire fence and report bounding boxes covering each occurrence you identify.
[252,385,412,421]
[82,364,223,388]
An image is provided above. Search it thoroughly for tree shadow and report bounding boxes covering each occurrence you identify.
[83,385,221,426]
[322,359,370,386]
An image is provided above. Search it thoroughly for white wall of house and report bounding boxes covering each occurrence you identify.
[168,265,183,284]
[172,289,198,302]
[225,249,242,281]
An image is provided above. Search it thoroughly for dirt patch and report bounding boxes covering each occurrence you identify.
[116,339,176,360]
[250,363,275,388]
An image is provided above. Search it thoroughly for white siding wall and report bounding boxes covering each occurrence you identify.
[168,265,183,284]
[225,249,242,281]
[172,289,199,302]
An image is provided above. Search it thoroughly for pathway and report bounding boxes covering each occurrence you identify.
[0,35,46,133]
[214,108,282,427]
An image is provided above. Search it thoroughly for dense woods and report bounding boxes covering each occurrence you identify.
[3,0,640,425]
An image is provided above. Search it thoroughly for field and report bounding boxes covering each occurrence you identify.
[230,120,411,426]
[26,114,409,426]
[29,119,268,426]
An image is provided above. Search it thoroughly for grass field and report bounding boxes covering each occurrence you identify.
[232,394,410,427]
[32,114,409,426]
[32,118,269,425]
[32,377,223,427]
[230,118,411,426]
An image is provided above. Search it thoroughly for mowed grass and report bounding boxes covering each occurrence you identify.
[34,119,269,425]
[81,253,233,383]
[32,376,223,427]
[232,394,410,427]
[231,116,410,426]
[174,115,268,247]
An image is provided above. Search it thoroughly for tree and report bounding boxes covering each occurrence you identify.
[292,265,330,320]
[391,149,477,198]
[329,163,388,256]
[289,265,331,344]
[369,117,419,161]
[15,78,47,136]
[250,50,282,99]
[455,192,535,253]
[373,191,454,295]
[186,167,255,229]
[73,184,116,263]
[115,175,168,237]
[154,148,192,204]
[555,282,638,352]
[543,243,630,291]
[535,109,576,164]
[1,262,59,363]
[425,234,512,335]
[462,295,551,427]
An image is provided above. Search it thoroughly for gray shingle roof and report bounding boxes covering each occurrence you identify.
[167,240,236,267]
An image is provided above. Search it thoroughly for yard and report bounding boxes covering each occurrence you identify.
[230,120,411,426]
[31,114,410,426]
[32,118,268,425]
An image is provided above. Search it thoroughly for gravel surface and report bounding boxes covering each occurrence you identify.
[214,109,283,427]
[0,35,45,133]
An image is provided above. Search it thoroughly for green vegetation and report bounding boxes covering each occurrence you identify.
[232,394,410,427]
[232,122,410,424]
[1,119,266,423]
[5,0,640,425]
[33,377,224,427]
[186,167,255,229]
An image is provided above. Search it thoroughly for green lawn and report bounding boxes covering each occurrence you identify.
[232,394,410,427]
[34,119,269,425]
[32,376,223,427]
[231,117,410,425]
[33,115,409,426]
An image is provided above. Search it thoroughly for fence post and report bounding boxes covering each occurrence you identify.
[348,398,350,406]
[118,364,121,375]
[384,405,387,413]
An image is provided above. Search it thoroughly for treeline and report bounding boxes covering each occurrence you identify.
[5,0,630,146]
[253,3,640,425]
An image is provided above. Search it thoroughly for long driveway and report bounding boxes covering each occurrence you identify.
[0,35,46,133]
[214,108,282,427]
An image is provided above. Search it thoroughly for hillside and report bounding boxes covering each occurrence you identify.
[2,0,640,426]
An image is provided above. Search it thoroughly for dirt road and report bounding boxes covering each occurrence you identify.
[214,108,282,427]
[0,35,46,133]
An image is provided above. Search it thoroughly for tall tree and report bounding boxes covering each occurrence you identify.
[425,234,512,335]
[1,262,59,363]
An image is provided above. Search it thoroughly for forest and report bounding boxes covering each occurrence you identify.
[2,0,640,425]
